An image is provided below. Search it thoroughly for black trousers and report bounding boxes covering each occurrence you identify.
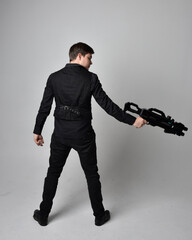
[39,131,105,218]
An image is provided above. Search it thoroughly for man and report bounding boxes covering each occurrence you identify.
[33,42,146,227]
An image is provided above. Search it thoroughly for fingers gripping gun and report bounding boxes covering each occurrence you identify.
[124,102,188,136]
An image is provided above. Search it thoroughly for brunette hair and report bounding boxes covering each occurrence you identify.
[69,42,94,61]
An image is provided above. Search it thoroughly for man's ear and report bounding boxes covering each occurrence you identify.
[77,53,82,60]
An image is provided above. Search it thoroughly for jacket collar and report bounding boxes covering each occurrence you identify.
[65,63,87,70]
[65,63,79,67]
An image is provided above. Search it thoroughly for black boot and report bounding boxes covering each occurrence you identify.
[33,209,48,226]
[95,210,110,226]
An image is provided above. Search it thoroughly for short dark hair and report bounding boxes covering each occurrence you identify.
[69,42,94,61]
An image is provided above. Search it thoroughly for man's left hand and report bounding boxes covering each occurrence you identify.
[33,134,44,146]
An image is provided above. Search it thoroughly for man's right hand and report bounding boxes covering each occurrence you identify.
[133,116,147,128]
[33,134,44,146]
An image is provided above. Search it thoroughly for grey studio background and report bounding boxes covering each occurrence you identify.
[0,0,192,239]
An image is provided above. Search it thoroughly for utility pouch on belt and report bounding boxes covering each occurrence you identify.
[54,106,81,121]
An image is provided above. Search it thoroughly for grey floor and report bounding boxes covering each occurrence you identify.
[1,150,192,240]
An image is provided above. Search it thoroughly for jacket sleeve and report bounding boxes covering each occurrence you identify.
[91,74,136,125]
[33,75,54,135]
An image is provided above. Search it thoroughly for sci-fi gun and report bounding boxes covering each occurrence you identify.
[124,102,188,136]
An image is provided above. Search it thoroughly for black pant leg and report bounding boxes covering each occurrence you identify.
[75,132,105,217]
[40,140,71,216]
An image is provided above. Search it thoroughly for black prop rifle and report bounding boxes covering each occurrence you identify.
[124,102,188,136]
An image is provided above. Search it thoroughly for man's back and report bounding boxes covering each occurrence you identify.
[51,63,94,138]
[34,62,137,139]
[51,64,92,107]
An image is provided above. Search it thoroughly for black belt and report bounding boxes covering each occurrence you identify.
[59,105,80,116]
